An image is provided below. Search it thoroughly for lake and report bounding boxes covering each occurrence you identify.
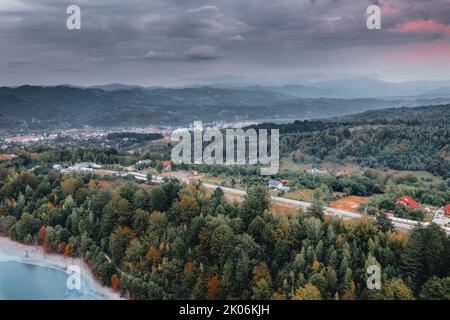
[0,261,103,300]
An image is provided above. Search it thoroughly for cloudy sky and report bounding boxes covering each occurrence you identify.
[1,0,450,86]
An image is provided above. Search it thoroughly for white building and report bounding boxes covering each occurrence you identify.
[307,168,328,174]
[52,164,63,171]
[433,209,450,226]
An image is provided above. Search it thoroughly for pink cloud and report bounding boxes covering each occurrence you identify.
[378,0,399,15]
[385,42,450,62]
[393,20,450,35]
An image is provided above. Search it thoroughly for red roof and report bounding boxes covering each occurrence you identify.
[396,196,420,209]
[162,161,172,166]
[385,211,394,219]
[444,204,450,216]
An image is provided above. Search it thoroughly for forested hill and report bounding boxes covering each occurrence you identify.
[251,105,450,178]
[336,104,450,123]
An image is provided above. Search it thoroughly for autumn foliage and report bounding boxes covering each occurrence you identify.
[147,246,160,264]
[38,226,47,244]
[207,275,220,300]
[111,274,121,291]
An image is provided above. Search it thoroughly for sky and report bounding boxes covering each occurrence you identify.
[1,0,450,86]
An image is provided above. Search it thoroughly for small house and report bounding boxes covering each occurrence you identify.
[52,164,63,171]
[162,161,172,171]
[396,196,420,210]
[268,179,281,189]
[384,211,394,219]
[433,209,450,226]
[444,204,450,217]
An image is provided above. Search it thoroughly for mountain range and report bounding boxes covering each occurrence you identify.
[89,77,450,99]
[1,79,450,132]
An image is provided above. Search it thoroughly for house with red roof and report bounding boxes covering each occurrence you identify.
[444,204,450,217]
[396,196,420,210]
[162,161,172,172]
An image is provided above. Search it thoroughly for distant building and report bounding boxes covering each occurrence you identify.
[278,179,291,192]
[444,204,450,217]
[433,209,450,226]
[396,196,420,210]
[267,179,291,192]
[52,164,63,171]
[278,184,291,192]
[162,161,172,171]
[137,159,152,166]
[136,159,152,169]
[384,211,395,219]
[268,179,280,189]
[307,168,327,174]
[66,162,102,172]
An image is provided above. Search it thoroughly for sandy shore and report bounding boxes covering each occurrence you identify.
[0,236,122,300]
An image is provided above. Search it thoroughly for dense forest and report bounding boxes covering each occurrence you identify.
[251,105,450,178]
[0,164,449,299]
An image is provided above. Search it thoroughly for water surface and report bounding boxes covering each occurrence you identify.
[0,261,75,300]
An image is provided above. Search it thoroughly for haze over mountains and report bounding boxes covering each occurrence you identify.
[92,77,450,99]
[1,77,450,132]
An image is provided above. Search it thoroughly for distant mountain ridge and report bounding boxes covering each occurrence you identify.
[336,104,450,123]
[242,78,450,99]
[1,84,450,132]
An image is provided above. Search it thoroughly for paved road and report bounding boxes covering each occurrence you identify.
[199,182,445,233]
[67,167,448,234]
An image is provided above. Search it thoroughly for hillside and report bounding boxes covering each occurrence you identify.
[337,105,450,123]
[252,105,450,178]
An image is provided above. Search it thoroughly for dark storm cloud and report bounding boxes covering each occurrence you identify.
[1,0,450,85]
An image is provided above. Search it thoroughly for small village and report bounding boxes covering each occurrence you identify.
[39,157,450,232]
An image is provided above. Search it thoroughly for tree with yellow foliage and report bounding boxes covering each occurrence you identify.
[368,278,414,300]
[292,284,322,300]
[173,195,200,223]
[147,246,161,264]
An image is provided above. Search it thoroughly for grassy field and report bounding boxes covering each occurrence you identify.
[281,156,444,184]
[284,188,344,204]
[280,156,361,175]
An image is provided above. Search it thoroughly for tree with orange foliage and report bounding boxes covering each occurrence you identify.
[207,275,220,300]
[147,246,160,264]
[111,274,121,291]
[64,243,73,256]
[183,261,194,276]
[87,179,98,191]
[38,226,47,244]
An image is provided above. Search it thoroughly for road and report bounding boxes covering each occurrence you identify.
[198,183,442,233]
[65,166,449,234]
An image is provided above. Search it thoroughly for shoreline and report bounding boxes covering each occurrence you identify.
[0,236,122,300]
